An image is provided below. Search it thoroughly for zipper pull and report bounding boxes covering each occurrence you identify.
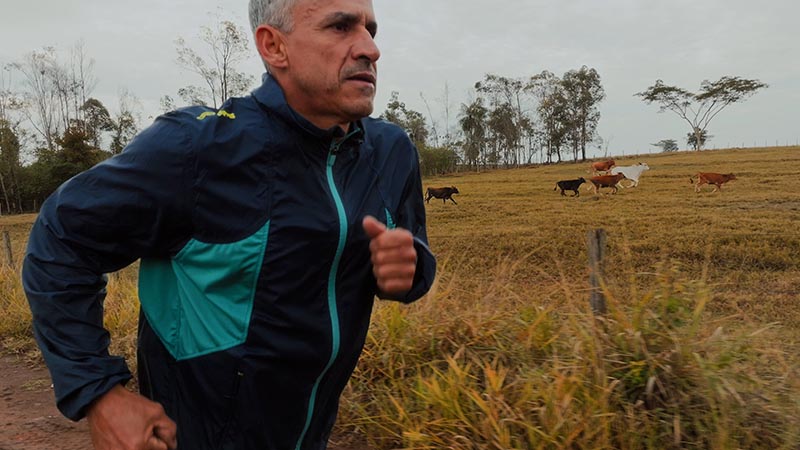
[329,140,342,155]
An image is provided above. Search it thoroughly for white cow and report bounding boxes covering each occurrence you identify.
[610,162,650,188]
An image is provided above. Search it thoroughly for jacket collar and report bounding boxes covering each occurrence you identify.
[252,73,365,149]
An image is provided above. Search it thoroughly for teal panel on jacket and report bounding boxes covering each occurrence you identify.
[138,221,269,360]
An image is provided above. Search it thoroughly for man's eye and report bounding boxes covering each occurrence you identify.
[333,23,350,32]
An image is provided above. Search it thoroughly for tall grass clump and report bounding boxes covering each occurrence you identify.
[0,221,36,352]
[103,269,142,370]
[0,264,32,341]
[336,258,800,449]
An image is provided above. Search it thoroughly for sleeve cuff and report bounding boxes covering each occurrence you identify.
[57,368,132,421]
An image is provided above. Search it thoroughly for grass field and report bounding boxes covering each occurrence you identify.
[421,147,799,333]
[1,146,799,449]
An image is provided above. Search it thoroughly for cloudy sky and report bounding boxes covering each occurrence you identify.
[1,0,798,158]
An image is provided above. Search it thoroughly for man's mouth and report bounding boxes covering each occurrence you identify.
[346,72,377,86]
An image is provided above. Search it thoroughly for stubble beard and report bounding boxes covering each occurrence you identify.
[339,63,377,120]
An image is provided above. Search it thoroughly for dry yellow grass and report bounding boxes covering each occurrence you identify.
[340,146,800,448]
[422,147,800,334]
[1,146,798,448]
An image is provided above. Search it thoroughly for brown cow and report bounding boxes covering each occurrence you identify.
[588,173,626,195]
[588,159,616,175]
[690,172,736,193]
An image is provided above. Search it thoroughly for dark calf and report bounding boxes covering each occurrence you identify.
[554,177,585,197]
[425,186,459,204]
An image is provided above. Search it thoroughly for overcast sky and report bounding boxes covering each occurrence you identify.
[1,1,798,158]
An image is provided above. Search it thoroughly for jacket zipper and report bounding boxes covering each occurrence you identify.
[294,131,358,449]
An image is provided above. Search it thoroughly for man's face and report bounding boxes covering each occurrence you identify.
[280,0,380,130]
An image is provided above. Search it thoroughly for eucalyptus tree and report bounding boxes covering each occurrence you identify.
[528,71,569,163]
[486,102,519,166]
[561,66,605,161]
[637,76,767,151]
[475,74,532,166]
[458,98,488,170]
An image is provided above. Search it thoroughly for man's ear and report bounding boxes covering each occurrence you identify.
[255,25,289,70]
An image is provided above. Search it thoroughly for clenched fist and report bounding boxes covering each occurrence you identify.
[362,215,417,295]
[87,385,177,450]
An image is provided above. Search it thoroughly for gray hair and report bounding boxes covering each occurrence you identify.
[248,0,297,34]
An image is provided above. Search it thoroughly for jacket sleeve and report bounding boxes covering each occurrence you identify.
[380,144,436,303]
[22,113,195,421]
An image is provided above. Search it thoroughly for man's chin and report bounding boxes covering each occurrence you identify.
[343,101,374,121]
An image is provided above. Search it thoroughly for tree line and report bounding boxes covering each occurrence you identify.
[382,66,607,176]
[1,44,142,214]
[386,70,766,177]
[0,20,254,215]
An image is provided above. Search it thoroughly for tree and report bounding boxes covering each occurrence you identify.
[418,144,459,176]
[528,71,569,163]
[0,67,25,128]
[652,139,678,152]
[52,123,108,184]
[380,91,429,150]
[80,98,113,149]
[11,44,98,151]
[686,130,712,149]
[11,48,60,150]
[0,120,23,213]
[475,74,532,166]
[159,95,177,114]
[109,90,141,155]
[175,19,255,108]
[637,76,767,151]
[561,66,605,161]
[486,102,518,166]
[458,98,488,170]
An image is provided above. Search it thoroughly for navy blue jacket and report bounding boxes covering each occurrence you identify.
[22,74,436,449]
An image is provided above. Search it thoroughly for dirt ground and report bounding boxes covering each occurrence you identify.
[0,355,89,450]
[0,355,369,450]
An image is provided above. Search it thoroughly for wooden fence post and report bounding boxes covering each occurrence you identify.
[3,230,14,269]
[587,229,607,315]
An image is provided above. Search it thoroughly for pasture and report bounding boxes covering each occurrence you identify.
[1,146,798,449]
[421,147,800,333]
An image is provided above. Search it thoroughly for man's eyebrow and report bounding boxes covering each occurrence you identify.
[322,11,378,35]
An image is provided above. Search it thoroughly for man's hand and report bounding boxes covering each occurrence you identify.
[87,384,177,450]
[362,215,417,295]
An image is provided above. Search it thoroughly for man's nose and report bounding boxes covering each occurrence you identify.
[353,28,380,63]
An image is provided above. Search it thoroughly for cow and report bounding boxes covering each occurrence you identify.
[690,172,736,193]
[588,173,626,195]
[610,162,651,188]
[554,177,585,197]
[588,159,616,175]
[425,186,459,204]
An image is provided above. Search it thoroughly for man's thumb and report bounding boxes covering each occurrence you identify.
[362,215,386,239]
